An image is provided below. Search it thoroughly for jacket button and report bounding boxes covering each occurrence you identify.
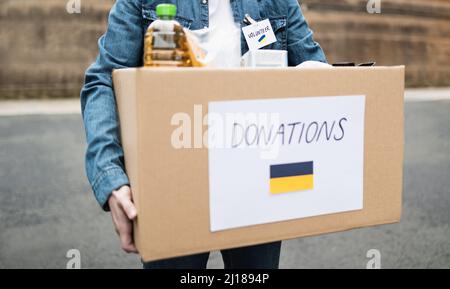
[202,0,208,4]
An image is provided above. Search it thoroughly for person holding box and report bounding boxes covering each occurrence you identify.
[80,0,326,269]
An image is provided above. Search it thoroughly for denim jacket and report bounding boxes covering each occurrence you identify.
[80,0,327,210]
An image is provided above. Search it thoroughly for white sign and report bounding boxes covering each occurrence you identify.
[208,96,366,232]
[242,19,277,51]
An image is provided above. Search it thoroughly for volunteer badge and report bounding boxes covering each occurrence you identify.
[270,161,314,194]
[242,19,277,51]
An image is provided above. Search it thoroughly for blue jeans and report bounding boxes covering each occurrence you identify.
[143,241,282,269]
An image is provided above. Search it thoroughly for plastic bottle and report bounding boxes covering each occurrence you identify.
[143,4,193,67]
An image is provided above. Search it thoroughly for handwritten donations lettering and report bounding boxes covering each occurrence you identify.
[231,118,348,148]
[170,105,348,150]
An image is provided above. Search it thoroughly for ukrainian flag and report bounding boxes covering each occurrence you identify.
[270,161,314,194]
[258,34,267,43]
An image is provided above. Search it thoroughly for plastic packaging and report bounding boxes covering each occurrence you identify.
[183,1,241,68]
[143,3,241,68]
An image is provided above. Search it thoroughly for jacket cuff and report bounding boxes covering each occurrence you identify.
[92,167,130,211]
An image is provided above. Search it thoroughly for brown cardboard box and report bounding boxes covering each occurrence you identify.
[113,66,404,262]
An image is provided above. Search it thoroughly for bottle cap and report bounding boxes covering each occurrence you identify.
[156,4,177,18]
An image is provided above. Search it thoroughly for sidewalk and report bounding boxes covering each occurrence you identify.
[1,98,449,268]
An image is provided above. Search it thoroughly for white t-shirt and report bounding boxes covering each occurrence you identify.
[209,0,235,30]
[206,0,241,67]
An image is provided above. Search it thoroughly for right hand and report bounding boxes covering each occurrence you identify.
[108,185,138,253]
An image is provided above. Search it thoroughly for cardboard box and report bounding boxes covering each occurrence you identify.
[113,66,404,262]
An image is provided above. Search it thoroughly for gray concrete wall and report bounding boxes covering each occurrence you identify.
[0,0,449,99]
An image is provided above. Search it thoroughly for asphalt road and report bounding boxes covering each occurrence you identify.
[0,98,449,269]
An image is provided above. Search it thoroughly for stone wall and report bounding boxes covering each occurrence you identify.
[0,0,449,99]
[305,0,450,87]
[0,0,112,99]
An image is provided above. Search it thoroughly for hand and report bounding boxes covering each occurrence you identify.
[108,185,138,253]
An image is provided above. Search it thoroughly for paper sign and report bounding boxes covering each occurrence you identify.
[242,19,277,51]
[208,95,366,232]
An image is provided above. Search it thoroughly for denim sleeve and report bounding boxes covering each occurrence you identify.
[80,0,144,210]
[286,0,327,66]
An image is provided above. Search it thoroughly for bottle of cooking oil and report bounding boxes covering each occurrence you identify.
[143,4,192,67]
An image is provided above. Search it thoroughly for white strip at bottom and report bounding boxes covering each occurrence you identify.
[0,88,449,116]
[0,99,81,116]
[404,88,450,102]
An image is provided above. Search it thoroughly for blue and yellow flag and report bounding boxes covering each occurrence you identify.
[270,161,314,194]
